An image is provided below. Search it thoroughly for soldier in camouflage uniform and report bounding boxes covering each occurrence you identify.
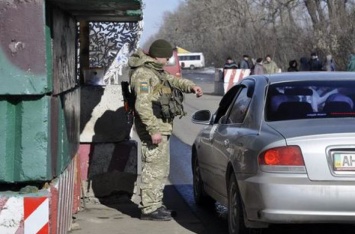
[128,39,203,221]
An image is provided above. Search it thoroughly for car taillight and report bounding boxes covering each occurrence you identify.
[259,146,304,166]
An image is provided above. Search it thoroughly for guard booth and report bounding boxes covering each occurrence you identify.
[0,0,142,233]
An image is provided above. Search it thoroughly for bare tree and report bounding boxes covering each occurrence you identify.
[150,0,355,70]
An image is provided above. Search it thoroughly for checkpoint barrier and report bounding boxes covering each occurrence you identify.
[223,69,251,93]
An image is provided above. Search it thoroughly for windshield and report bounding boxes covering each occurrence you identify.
[265,81,355,121]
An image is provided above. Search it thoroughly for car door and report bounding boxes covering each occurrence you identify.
[199,85,241,190]
[209,80,254,198]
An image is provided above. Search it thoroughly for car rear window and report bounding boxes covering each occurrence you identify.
[265,81,355,121]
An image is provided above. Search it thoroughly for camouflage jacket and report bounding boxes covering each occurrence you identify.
[128,49,196,137]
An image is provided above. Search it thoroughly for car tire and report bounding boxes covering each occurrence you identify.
[190,65,195,70]
[192,155,215,207]
[228,173,262,234]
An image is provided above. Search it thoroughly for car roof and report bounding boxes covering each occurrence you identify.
[251,72,355,84]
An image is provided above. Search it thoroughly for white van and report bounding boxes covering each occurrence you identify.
[178,52,205,69]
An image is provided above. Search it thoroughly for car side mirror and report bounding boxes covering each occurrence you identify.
[192,110,211,124]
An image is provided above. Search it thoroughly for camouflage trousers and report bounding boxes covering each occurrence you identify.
[140,135,170,214]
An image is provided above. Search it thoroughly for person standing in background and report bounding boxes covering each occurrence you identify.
[223,57,238,69]
[239,54,251,69]
[322,54,336,71]
[287,60,299,72]
[263,55,279,74]
[309,52,323,71]
[253,58,264,75]
[347,53,355,71]
[299,57,310,71]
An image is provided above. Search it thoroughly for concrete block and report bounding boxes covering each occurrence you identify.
[0,0,51,95]
[0,96,50,182]
[0,88,79,183]
[80,85,132,143]
[85,141,138,197]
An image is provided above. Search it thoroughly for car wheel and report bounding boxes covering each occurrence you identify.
[228,173,261,234]
[190,65,195,70]
[192,155,215,207]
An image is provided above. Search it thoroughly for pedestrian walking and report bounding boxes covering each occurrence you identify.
[128,39,203,221]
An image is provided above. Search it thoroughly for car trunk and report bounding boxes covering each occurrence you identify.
[268,119,355,181]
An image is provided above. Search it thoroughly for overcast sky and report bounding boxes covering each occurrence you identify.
[140,0,183,46]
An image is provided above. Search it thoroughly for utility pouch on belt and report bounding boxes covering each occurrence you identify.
[168,88,186,119]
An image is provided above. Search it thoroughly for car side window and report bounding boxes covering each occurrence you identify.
[227,88,252,124]
[213,85,241,124]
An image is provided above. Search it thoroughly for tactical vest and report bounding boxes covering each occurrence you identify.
[152,77,186,121]
[128,67,186,121]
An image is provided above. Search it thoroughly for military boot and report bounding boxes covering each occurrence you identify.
[157,206,177,217]
[140,209,172,221]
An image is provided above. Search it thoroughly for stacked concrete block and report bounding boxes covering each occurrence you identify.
[79,84,138,197]
[0,1,80,233]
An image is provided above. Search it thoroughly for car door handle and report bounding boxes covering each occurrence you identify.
[224,139,230,147]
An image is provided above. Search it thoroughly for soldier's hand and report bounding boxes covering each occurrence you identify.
[151,133,162,145]
[192,86,203,98]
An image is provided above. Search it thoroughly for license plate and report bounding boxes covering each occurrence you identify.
[334,153,355,171]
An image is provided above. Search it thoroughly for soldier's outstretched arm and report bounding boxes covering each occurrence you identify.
[166,74,196,93]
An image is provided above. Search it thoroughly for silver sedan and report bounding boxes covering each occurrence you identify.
[191,72,355,234]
